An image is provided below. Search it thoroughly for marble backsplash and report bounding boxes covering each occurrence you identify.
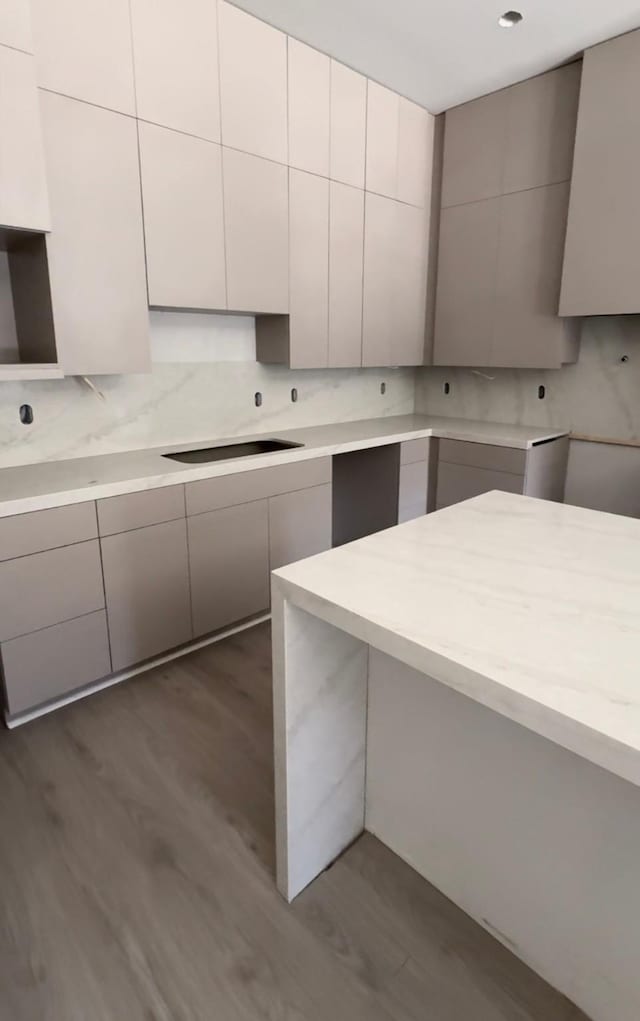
[416,316,640,442]
[0,312,414,468]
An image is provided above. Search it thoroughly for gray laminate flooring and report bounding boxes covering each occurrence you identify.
[0,622,588,1020]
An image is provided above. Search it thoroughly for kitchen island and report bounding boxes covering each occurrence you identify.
[272,491,640,1021]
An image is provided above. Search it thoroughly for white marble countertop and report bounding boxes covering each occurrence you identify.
[0,415,566,519]
[273,490,640,789]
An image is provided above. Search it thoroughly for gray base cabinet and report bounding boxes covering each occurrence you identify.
[101,518,192,672]
[269,484,332,571]
[188,500,270,637]
[435,437,569,511]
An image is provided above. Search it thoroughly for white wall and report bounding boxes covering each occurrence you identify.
[0,311,414,468]
[417,316,640,517]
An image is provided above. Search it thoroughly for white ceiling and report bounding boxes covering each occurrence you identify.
[229,0,640,112]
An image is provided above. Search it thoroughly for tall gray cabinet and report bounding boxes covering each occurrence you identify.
[433,63,581,369]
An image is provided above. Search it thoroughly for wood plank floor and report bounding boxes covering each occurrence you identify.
[0,622,589,1020]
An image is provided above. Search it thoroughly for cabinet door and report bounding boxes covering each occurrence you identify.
[398,461,428,523]
[362,192,396,366]
[491,183,571,368]
[397,97,434,208]
[330,61,366,188]
[433,198,500,367]
[31,0,135,114]
[218,1,287,164]
[0,46,49,231]
[436,462,523,510]
[362,194,427,366]
[130,0,220,141]
[40,91,150,374]
[328,181,364,367]
[288,39,330,176]
[560,30,640,316]
[188,500,269,637]
[2,611,110,715]
[441,90,508,208]
[393,201,428,366]
[504,63,580,195]
[365,81,399,199]
[101,519,192,672]
[139,123,226,311]
[223,147,288,314]
[269,484,332,570]
[289,169,329,367]
[0,0,33,52]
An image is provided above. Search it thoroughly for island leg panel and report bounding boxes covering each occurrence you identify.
[272,590,368,901]
[365,648,640,1021]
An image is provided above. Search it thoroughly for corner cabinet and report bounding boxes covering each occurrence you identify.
[560,29,640,316]
[40,90,150,375]
[433,63,581,369]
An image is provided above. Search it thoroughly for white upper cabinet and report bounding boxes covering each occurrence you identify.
[0,0,33,53]
[218,1,287,164]
[365,80,399,199]
[40,91,150,374]
[0,45,50,231]
[130,0,221,141]
[31,0,136,115]
[139,122,226,312]
[288,169,329,368]
[397,97,434,207]
[366,81,433,206]
[328,181,364,367]
[223,147,289,314]
[288,39,330,176]
[330,61,367,189]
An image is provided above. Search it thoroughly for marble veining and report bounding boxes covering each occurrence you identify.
[0,415,566,518]
[273,490,640,789]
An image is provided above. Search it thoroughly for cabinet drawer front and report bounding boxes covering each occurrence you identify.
[97,485,185,536]
[0,540,104,642]
[436,462,523,510]
[186,457,331,516]
[188,500,269,637]
[438,439,526,475]
[101,518,192,673]
[2,610,111,716]
[0,502,97,562]
[269,483,332,571]
[400,438,429,465]
[398,461,428,523]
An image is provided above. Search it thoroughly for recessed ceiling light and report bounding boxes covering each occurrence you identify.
[498,10,523,28]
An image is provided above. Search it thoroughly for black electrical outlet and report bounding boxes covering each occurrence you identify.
[19,404,34,425]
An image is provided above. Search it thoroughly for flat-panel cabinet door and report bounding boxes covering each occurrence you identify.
[436,462,523,510]
[31,0,135,114]
[397,97,434,208]
[139,122,226,311]
[492,183,571,368]
[188,500,269,637]
[560,31,640,316]
[0,0,33,53]
[441,89,508,207]
[328,181,364,367]
[101,519,192,672]
[0,46,50,231]
[289,169,329,367]
[288,39,329,177]
[365,81,399,199]
[130,0,220,141]
[433,197,500,367]
[393,201,428,365]
[398,461,428,523]
[362,192,396,366]
[40,91,150,374]
[218,0,287,164]
[269,484,332,570]
[329,61,366,189]
[223,147,288,313]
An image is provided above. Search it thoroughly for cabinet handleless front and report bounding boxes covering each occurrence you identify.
[101,518,192,672]
[188,500,269,637]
